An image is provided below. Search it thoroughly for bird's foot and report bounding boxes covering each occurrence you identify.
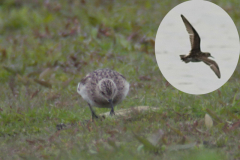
[110,109,115,116]
[91,112,99,120]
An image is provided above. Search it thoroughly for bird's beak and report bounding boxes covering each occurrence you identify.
[108,99,113,104]
[210,55,214,58]
[109,99,115,115]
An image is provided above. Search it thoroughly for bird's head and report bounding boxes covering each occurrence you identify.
[97,78,117,103]
[203,52,213,58]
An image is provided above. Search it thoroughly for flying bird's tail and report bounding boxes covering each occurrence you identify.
[180,55,190,63]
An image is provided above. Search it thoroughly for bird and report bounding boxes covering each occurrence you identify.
[77,68,130,119]
[179,14,221,79]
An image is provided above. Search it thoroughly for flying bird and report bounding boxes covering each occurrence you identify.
[180,14,221,79]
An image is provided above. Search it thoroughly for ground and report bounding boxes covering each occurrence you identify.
[0,0,240,159]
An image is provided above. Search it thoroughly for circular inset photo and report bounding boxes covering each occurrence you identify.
[155,1,239,95]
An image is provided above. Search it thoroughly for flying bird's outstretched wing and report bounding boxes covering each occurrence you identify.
[181,15,201,53]
[198,57,221,78]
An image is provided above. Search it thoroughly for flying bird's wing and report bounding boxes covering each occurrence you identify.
[181,15,201,53]
[198,57,221,78]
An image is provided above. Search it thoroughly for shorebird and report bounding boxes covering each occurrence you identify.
[180,14,221,79]
[77,68,130,119]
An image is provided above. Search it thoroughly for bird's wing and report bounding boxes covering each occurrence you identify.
[198,57,221,78]
[181,15,201,53]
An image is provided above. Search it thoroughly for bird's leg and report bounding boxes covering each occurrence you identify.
[109,100,115,116]
[88,103,98,119]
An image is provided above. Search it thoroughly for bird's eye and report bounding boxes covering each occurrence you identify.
[101,91,105,95]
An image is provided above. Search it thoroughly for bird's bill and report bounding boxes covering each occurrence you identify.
[210,55,214,58]
[109,99,115,115]
[108,99,113,107]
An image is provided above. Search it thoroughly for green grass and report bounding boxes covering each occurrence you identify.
[0,0,240,159]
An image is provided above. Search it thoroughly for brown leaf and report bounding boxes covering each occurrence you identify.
[106,130,119,137]
[165,81,170,87]
[1,48,7,61]
[36,145,44,151]
[217,89,221,97]
[166,123,184,137]
[139,75,151,81]
[26,139,36,145]
[34,79,52,88]
[127,32,139,41]
[222,123,229,133]
[48,131,60,142]
[70,55,77,61]
[31,89,40,99]
[8,76,16,96]
[47,93,60,101]
[193,120,198,128]
[39,68,53,80]
[97,24,111,37]
[81,0,86,4]
[227,121,240,132]
[45,26,50,36]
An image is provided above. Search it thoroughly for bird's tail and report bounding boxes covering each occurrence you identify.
[180,55,189,63]
[180,55,186,60]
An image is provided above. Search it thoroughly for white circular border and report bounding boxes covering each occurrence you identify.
[155,0,240,95]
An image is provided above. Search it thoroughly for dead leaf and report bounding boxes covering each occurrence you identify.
[48,131,60,142]
[1,48,7,61]
[139,75,151,81]
[226,121,240,132]
[147,129,164,146]
[166,123,184,137]
[47,94,60,101]
[106,130,119,137]
[34,79,52,88]
[8,76,16,96]
[206,109,223,123]
[39,68,53,80]
[205,114,213,129]
[168,143,197,151]
[26,139,36,145]
[217,89,221,97]
[31,89,40,99]
[133,132,159,153]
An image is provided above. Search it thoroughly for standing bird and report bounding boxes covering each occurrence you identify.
[180,14,221,79]
[77,68,130,119]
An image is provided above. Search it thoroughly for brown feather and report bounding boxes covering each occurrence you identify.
[198,57,221,78]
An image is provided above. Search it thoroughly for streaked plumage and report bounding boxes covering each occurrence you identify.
[77,68,130,119]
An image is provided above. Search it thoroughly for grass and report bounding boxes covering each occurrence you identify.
[0,0,240,159]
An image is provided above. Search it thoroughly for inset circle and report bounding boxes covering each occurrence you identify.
[155,0,239,95]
